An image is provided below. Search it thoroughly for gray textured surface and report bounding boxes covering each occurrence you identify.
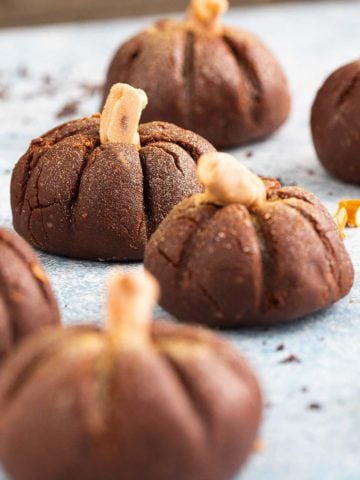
[0,1,360,479]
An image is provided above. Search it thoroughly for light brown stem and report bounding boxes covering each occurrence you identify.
[107,270,160,348]
[100,83,148,148]
[196,152,266,207]
[187,0,228,32]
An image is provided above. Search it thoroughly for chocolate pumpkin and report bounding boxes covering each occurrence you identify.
[102,0,290,148]
[0,228,60,361]
[11,84,213,261]
[145,152,354,327]
[0,271,262,480]
[311,60,360,184]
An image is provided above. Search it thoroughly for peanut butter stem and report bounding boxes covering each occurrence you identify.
[107,270,160,347]
[196,152,266,207]
[100,83,148,148]
[187,0,229,31]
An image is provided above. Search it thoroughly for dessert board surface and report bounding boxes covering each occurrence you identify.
[0,1,359,478]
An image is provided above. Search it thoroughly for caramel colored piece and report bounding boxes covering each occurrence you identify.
[334,200,360,233]
[253,438,265,453]
[30,263,49,285]
[100,83,148,147]
[196,152,266,207]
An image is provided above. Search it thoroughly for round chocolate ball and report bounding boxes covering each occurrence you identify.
[102,0,290,148]
[145,153,354,327]
[0,272,262,480]
[311,60,360,184]
[11,84,214,261]
[0,228,60,361]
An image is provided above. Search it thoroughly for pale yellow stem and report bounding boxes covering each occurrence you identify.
[196,152,266,207]
[100,83,148,148]
[107,270,160,348]
[187,0,229,31]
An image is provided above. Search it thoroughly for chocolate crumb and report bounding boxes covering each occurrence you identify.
[276,177,297,187]
[56,101,80,119]
[245,150,253,158]
[42,74,53,86]
[17,66,29,78]
[306,169,315,176]
[276,344,285,351]
[308,402,322,410]
[0,86,8,100]
[279,354,301,364]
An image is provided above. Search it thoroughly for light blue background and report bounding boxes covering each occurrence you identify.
[0,1,359,478]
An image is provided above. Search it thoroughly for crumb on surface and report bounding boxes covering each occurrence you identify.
[56,101,80,118]
[80,82,103,96]
[279,354,301,364]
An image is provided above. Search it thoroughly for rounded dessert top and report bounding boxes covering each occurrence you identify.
[196,151,266,207]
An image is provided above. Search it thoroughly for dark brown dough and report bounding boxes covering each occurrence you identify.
[102,20,290,148]
[311,60,360,184]
[144,182,354,327]
[0,321,261,480]
[11,117,214,261]
[0,228,60,361]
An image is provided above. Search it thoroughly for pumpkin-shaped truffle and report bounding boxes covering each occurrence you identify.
[145,152,354,327]
[0,271,262,480]
[0,228,60,361]
[311,60,360,184]
[11,84,213,261]
[102,0,290,148]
